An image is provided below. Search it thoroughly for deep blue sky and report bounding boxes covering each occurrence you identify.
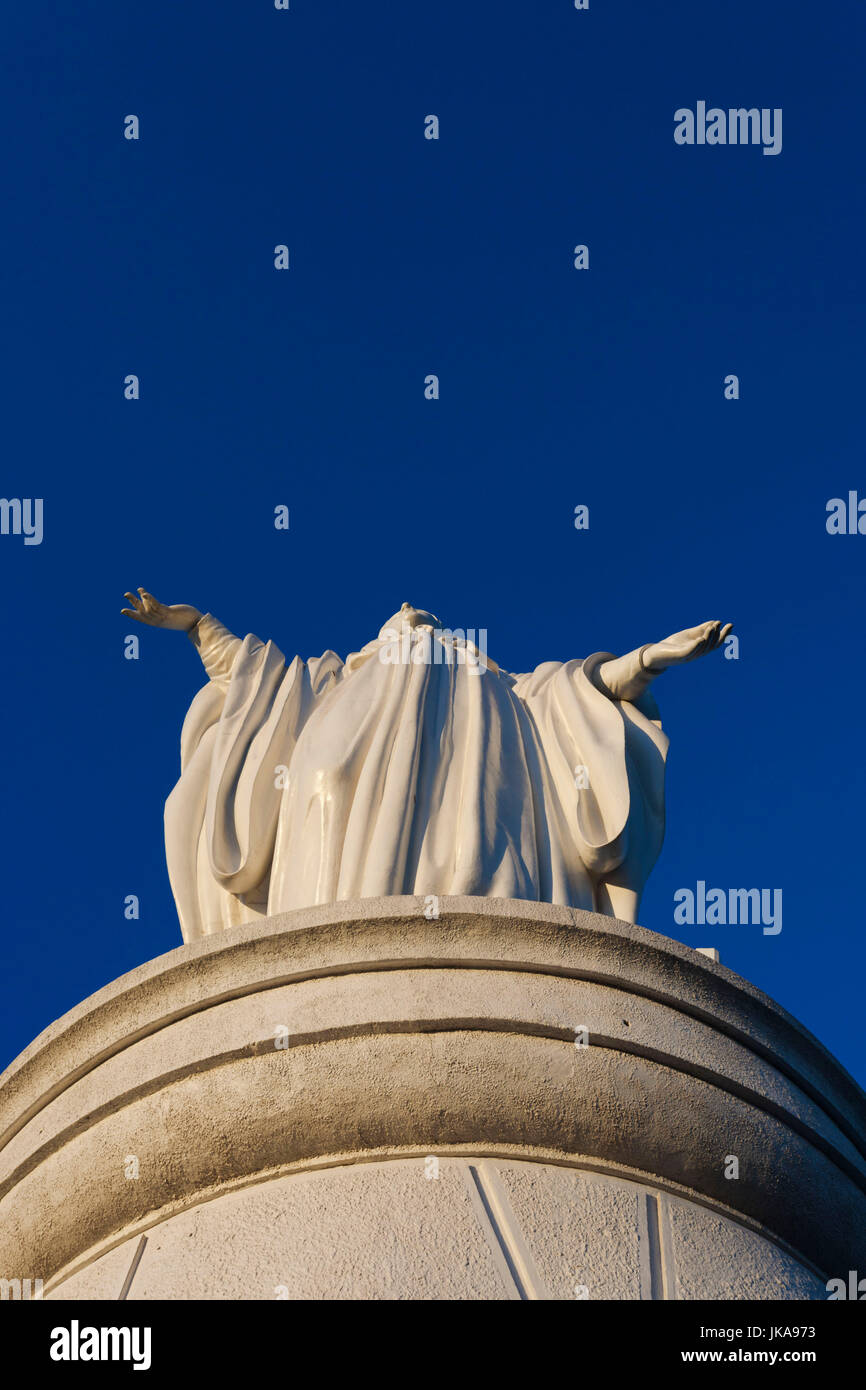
[2,2,864,1088]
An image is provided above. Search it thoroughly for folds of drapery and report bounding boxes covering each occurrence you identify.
[510,652,668,909]
[165,621,343,940]
[165,624,669,943]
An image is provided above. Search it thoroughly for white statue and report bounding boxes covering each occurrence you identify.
[122,589,731,943]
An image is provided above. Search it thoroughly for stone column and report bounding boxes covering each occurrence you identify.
[0,897,863,1299]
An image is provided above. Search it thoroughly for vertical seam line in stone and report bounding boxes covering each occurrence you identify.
[465,1161,550,1300]
[658,1196,678,1300]
[117,1235,147,1301]
[639,1192,662,1299]
[641,1193,677,1300]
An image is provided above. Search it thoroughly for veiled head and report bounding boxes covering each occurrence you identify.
[377,602,441,640]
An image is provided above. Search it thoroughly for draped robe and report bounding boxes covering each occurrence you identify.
[165,615,669,942]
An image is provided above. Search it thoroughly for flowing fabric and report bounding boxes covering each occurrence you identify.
[165,616,668,942]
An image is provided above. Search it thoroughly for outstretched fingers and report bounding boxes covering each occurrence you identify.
[122,591,146,621]
[121,588,159,623]
[705,620,733,654]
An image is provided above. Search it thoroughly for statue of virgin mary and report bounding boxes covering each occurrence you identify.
[121,589,730,943]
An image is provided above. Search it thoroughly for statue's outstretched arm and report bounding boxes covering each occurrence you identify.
[121,588,241,684]
[595,620,732,702]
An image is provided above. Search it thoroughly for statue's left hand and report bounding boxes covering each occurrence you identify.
[644,620,733,672]
[121,589,202,632]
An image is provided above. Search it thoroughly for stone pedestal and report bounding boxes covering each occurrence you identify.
[1,897,864,1299]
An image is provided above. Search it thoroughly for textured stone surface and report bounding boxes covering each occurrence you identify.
[668,1198,825,1301]
[45,1160,827,1302]
[494,1161,645,1300]
[1,898,864,1299]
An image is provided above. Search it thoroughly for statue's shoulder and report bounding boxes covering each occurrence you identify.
[507,660,567,696]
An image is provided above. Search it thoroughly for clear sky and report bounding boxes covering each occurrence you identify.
[2,1,864,1088]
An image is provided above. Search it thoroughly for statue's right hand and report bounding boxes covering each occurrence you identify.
[121,589,202,632]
